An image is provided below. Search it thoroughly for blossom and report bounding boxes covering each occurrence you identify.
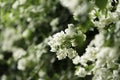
[19,0,26,5]
[90,33,105,48]
[75,67,87,77]
[67,48,78,59]
[1,75,7,80]
[0,54,3,60]
[60,0,79,13]
[48,31,67,52]
[56,48,68,60]
[65,24,76,38]
[72,56,81,64]
[2,28,21,51]
[93,68,112,80]
[112,70,120,80]
[114,21,120,46]
[17,58,28,70]
[48,24,85,60]
[12,1,19,9]
[48,1,120,80]
[13,48,27,60]
[38,70,45,77]
[56,48,78,60]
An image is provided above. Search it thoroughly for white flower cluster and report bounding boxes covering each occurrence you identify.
[73,33,104,66]
[17,49,36,71]
[72,32,120,79]
[71,1,120,78]
[48,24,86,60]
[60,0,88,21]
[17,51,36,71]
[49,0,120,79]
[93,68,112,80]
[17,39,48,71]
[2,28,21,51]
[89,0,120,29]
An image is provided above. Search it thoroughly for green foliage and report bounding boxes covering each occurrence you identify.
[0,0,120,80]
[95,0,108,10]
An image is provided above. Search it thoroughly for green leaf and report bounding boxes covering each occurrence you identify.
[95,0,108,10]
[85,64,94,71]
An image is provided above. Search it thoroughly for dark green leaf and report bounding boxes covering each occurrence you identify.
[95,0,108,10]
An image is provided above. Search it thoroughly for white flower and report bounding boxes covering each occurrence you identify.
[48,31,67,52]
[102,12,119,26]
[56,48,78,60]
[50,18,59,31]
[93,68,112,80]
[84,46,98,61]
[115,21,120,32]
[2,28,21,51]
[89,9,97,19]
[72,56,81,64]
[90,2,119,29]
[1,75,7,80]
[74,2,88,16]
[48,23,86,53]
[35,40,48,61]
[95,46,119,69]
[13,48,27,60]
[50,18,59,27]
[112,70,120,80]
[12,1,19,9]
[116,2,120,15]
[94,21,106,28]
[96,47,110,59]
[90,33,104,48]
[95,59,105,68]
[79,55,88,66]
[72,46,97,66]
[12,0,26,9]
[38,70,45,77]
[65,24,76,38]
[17,58,27,70]
[0,54,3,60]
[75,67,87,77]
[52,31,66,45]
[75,47,97,66]
[56,48,67,60]
[108,47,117,59]
[19,0,26,5]
[114,21,120,46]
[95,48,110,68]
[38,79,44,80]
[67,48,78,59]
[60,0,79,13]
